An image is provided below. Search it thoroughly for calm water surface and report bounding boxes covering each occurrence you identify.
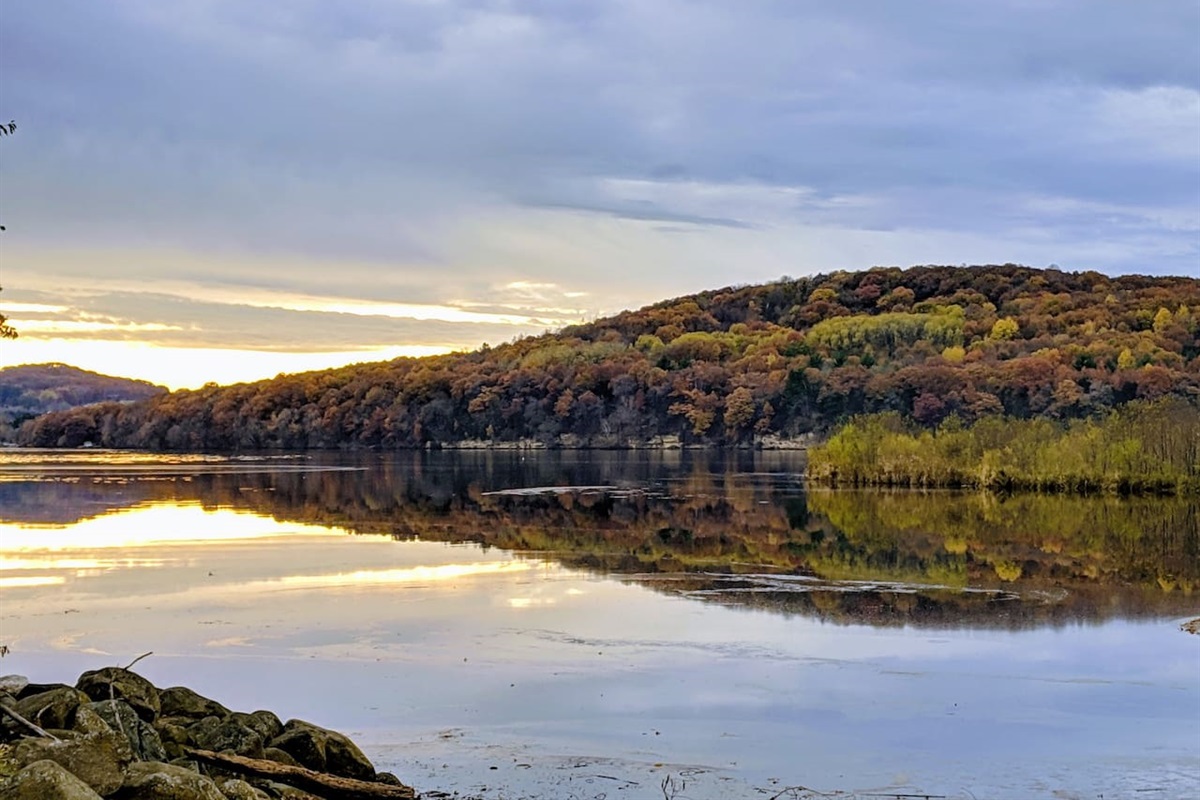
[0,449,1197,799]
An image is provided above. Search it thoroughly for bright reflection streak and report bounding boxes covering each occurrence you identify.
[0,557,124,570]
[0,576,66,588]
[268,562,533,590]
[509,597,558,608]
[0,503,347,551]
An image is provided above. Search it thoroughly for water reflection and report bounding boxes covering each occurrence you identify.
[2,451,1198,797]
[1,449,1196,628]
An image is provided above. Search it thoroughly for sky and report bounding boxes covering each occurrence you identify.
[1,0,1198,390]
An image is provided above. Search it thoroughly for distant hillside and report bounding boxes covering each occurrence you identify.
[1,363,166,422]
[17,265,1200,450]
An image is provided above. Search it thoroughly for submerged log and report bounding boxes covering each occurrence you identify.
[185,747,416,800]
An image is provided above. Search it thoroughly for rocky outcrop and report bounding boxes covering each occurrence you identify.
[76,668,161,723]
[0,669,415,800]
[0,758,104,800]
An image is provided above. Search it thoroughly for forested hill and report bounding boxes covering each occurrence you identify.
[18,265,1200,450]
[0,363,165,422]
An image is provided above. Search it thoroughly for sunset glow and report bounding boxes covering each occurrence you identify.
[0,338,454,390]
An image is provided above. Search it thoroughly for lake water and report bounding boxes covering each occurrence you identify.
[1,449,1197,799]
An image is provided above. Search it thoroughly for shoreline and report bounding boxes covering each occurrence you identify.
[1,667,417,799]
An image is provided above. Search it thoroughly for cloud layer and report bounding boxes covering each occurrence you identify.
[1,0,1197,385]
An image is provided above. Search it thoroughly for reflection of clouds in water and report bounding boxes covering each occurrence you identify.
[0,504,346,551]
[0,575,66,588]
[508,597,557,609]
[266,562,533,591]
[205,637,256,649]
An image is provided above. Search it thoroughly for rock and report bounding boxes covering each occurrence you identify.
[76,668,160,722]
[270,719,376,781]
[185,717,223,746]
[14,683,71,700]
[190,718,264,759]
[261,747,300,768]
[0,759,103,800]
[86,700,168,762]
[168,757,199,770]
[257,781,322,800]
[216,778,270,800]
[230,711,282,744]
[160,687,231,720]
[10,730,132,796]
[0,677,29,698]
[376,771,404,786]
[70,706,112,737]
[121,761,226,800]
[155,719,193,760]
[323,730,377,782]
[13,688,88,731]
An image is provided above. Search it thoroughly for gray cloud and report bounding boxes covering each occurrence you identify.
[1,0,1197,317]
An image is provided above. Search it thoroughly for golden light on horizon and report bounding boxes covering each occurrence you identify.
[0,338,455,390]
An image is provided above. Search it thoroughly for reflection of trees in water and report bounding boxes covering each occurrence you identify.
[3,451,1196,627]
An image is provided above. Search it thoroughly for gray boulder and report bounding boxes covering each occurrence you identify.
[160,687,230,720]
[261,747,300,768]
[215,778,270,800]
[0,759,103,800]
[270,719,376,781]
[70,705,113,737]
[190,718,264,759]
[86,699,168,762]
[0,676,29,697]
[154,719,193,760]
[229,711,282,744]
[13,682,71,699]
[257,782,323,799]
[10,730,132,796]
[13,687,89,731]
[76,668,160,722]
[121,761,226,800]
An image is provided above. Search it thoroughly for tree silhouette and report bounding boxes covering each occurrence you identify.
[1,120,17,337]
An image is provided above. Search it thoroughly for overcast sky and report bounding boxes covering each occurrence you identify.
[1,0,1197,387]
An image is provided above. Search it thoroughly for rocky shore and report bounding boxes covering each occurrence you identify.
[0,668,415,800]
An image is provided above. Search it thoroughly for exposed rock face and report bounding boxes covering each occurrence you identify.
[0,671,415,799]
[271,720,376,781]
[75,669,161,723]
[190,718,264,760]
[85,701,168,763]
[232,711,283,745]
[216,778,271,800]
[160,688,231,721]
[12,688,88,731]
[0,759,104,800]
[261,748,300,768]
[121,761,226,800]
[10,731,132,796]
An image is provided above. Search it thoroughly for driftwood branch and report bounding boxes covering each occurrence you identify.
[123,651,154,670]
[185,747,416,800]
[0,703,60,741]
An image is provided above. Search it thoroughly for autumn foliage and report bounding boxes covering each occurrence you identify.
[18,264,1200,450]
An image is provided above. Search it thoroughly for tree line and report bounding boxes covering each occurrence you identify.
[17,264,1200,450]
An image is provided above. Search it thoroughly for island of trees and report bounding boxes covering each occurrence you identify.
[15,265,1200,479]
